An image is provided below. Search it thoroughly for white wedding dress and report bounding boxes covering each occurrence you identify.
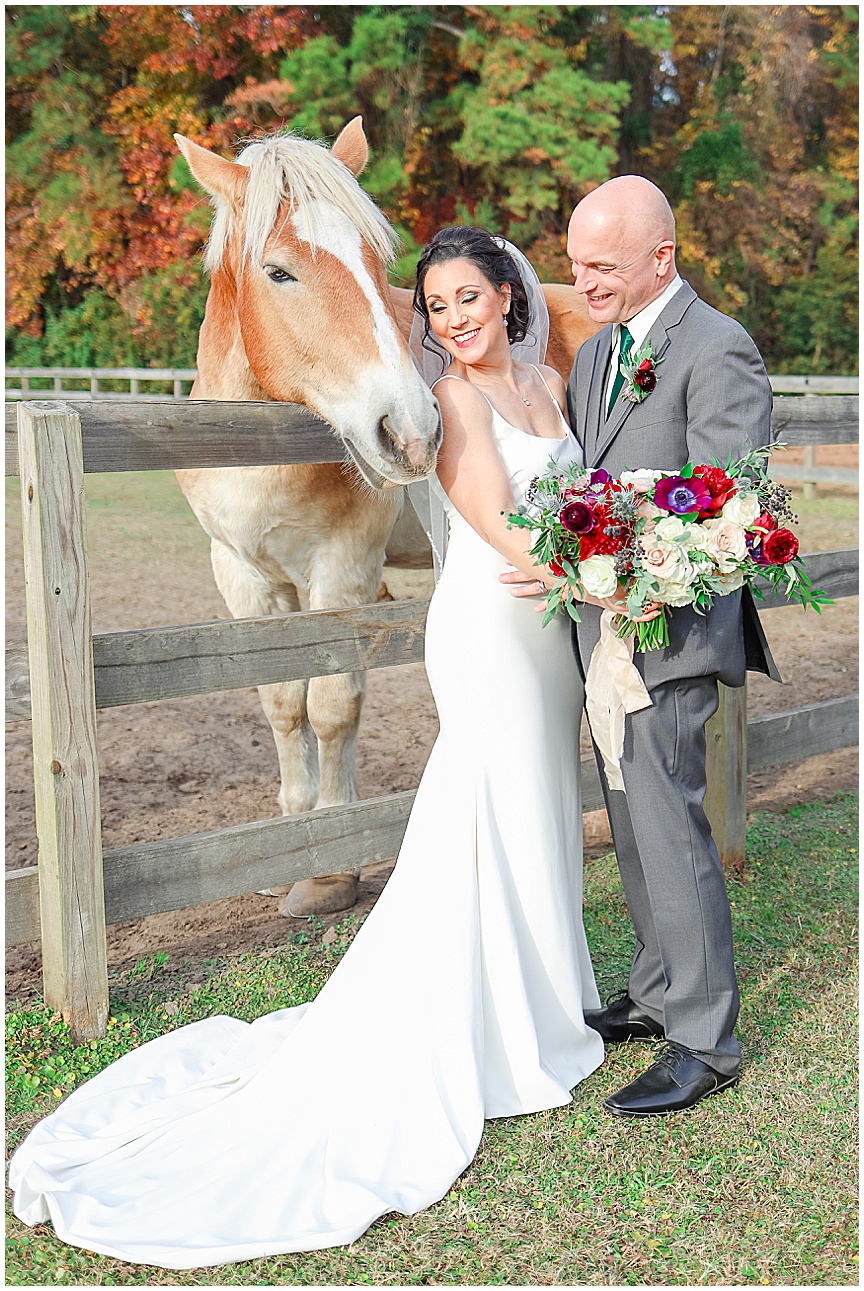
[9,376,603,1270]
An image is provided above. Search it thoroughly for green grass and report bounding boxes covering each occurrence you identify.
[5,795,858,1286]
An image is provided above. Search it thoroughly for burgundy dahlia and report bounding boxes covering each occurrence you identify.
[560,501,596,534]
[653,475,712,516]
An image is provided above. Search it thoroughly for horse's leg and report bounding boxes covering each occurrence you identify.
[276,559,384,920]
[209,537,319,827]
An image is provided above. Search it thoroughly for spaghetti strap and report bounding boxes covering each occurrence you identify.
[530,365,569,426]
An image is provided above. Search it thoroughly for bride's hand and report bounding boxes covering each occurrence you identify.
[587,591,663,622]
[498,567,554,598]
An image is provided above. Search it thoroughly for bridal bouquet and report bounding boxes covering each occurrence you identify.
[508,444,832,651]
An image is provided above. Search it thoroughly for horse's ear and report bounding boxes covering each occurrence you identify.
[331,117,368,177]
[174,134,248,206]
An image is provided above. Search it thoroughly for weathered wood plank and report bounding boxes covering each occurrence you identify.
[5,642,31,722]
[6,399,344,477]
[6,692,855,951]
[5,866,40,947]
[6,394,857,476]
[705,682,748,868]
[752,548,858,610]
[7,550,857,724]
[769,376,858,394]
[771,394,859,446]
[767,464,858,486]
[6,599,431,722]
[6,391,188,404]
[9,369,858,394]
[6,367,198,380]
[5,753,607,946]
[17,403,109,1040]
[747,695,858,772]
[90,598,431,708]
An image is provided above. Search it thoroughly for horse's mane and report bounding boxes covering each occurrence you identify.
[205,132,398,272]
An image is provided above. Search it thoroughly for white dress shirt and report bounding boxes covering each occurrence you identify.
[604,274,684,414]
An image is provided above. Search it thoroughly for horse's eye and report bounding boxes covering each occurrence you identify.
[265,266,297,284]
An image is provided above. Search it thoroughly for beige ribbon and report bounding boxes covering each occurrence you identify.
[585,610,653,793]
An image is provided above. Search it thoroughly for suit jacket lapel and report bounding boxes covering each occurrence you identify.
[584,327,613,463]
[593,282,698,466]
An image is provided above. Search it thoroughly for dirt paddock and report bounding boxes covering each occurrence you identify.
[5,460,858,1003]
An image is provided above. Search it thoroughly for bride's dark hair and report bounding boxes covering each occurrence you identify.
[412,227,531,353]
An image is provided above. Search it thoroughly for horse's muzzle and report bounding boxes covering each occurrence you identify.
[376,415,439,477]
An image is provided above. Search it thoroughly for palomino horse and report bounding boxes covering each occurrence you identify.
[175,119,598,917]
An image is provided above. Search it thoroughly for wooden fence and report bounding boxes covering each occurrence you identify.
[5,367,858,491]
[4,391,859,1041]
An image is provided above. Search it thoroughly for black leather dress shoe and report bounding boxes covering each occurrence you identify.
[603,1043,739,1117]
[583,990,665,1043]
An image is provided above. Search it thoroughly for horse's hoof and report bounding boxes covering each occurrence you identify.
[375,581,395,603]
[278,874,359,918]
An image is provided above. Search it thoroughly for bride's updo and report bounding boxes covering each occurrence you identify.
[413,227,532,349]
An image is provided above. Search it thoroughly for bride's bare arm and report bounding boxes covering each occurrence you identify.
[433,379,559,585]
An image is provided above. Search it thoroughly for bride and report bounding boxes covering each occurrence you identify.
[10,228,616,1270]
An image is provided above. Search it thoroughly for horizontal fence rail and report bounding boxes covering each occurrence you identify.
[7,369,859,398]
[5,598,432,722]
[6,693,857,948]
[767,375,858,394]
[5,393,859,478]
[5,399,342,476]
[6,367,197,401]
[5,548,857,725]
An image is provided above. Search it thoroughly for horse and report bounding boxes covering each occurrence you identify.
[174,118,598,918]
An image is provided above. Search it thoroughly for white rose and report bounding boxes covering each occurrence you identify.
[579,554,619,599]
[685,523,713,552]
[620,469,661,494]
[653,557,697,606]
[714,567,746,593]
[704,517,748,571]
[654,515,687,542]
[721,491,760,527]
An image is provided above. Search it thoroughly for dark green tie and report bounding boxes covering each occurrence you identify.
[607,324,634,414]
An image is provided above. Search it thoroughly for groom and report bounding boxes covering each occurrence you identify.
[505,175,778,1116]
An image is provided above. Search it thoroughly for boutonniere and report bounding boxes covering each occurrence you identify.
[621,340,665,403]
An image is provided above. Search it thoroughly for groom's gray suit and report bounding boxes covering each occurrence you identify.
[567,279,778,1075]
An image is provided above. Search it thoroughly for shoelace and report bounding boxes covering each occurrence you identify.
[655,1042,692,1071]
[603,988,631,1008]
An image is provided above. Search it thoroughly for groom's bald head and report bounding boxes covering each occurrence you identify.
[568,176,677,324]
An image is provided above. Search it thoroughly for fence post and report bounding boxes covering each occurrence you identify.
[704,680,748,870]
[17,400,109,1041]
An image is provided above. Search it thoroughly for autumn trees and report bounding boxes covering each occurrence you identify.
[5,4,858,374]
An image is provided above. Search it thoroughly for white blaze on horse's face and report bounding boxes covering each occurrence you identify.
[175,119,441,490]
[274,199,440,488]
